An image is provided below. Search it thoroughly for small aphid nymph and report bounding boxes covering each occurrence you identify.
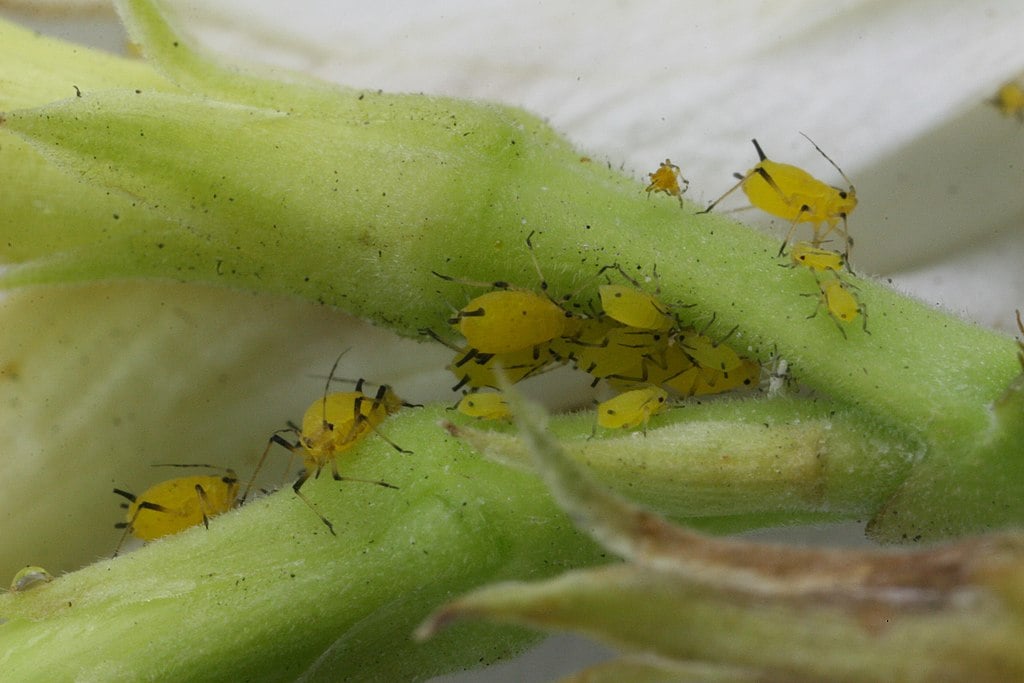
[596,385,670,432]
[990,80,1024,122]
[789,241,845,273]
[807,276,868,338]
[456,392,511,421]
[645,158,689,206]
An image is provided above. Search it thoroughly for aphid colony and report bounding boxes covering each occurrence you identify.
[428,235,759,431]
[105,136,883,553]
[645,138,868,335]
[111,351,415,549]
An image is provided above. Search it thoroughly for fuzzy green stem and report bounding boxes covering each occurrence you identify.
[1,11,1018,540]
[0,0,1021,550]
[0,407,603,681]
[451,396,920,531]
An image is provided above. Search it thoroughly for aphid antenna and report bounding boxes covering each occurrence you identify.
[419,327,459,351]
[431,269,511,291]
[798,131,854,188]
[320,348,353,425]
[308,374,421,409]
[150,463,233,473]
[524,230,549,294]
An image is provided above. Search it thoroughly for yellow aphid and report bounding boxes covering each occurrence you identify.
[678,326,742,372]
[421,329,554,391]
[692,358,761,396]
[555,317,669,388]
[700,136,856,262]
[789,241,845,273]
[596,385,669,432]
[113,464,239,555]
[451,289,570,354]
[658,359,701,396]
[9,566,53,592]
[645,158,689,206]
[456,392,510,421]
[599,284,675,332]
[990,80,1024,121]
[450,344,554,391]
[602,343,693,393]
[808,277,867,338]
[243,353,407,535]
[436,231,575,355]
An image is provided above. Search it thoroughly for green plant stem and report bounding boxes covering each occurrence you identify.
[452,396,920,531]
[1,6,1018,540]
[0,407,602,681]
[0,396,916,680]
[2,1,1024,677]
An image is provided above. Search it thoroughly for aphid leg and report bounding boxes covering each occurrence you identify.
[451,373,471,392]
[329,459,398,490]
[111,495,170,557]
[697,173,749,215]
[111,488,138,556]
[837,216,855,274]
[778,205,811,257]
[419,327,459,352]
[371,428,413,454]
[1015,309,1024,370]
[290,469,336,536]
[242,429,300,504]
[802,287,849,339]
[194,483,213,530]
[814,216,855,275]
[524,230,550,295]
[351,383,414,454]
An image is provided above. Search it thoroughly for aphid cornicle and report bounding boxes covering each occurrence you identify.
[595,385,670,432]
[112,464,240,556]
[242,352,409,536]
[699,136,856,265]
[645,158,689,206]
